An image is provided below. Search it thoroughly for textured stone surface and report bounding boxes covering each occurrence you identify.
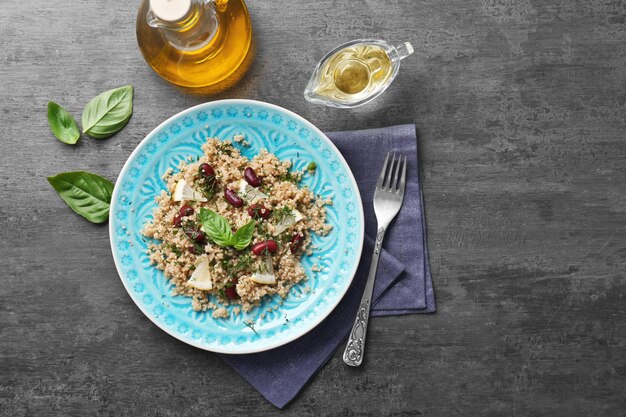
[1,0,625,415]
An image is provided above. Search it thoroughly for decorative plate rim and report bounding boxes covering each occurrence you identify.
[109,99,365,354]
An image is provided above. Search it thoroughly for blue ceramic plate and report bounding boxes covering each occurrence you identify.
[109,100,364,354]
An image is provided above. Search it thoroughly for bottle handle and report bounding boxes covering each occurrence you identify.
[213,0,228,12]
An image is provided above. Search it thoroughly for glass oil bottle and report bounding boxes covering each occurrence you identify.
[136,0,253,90]
[304,39,414,108]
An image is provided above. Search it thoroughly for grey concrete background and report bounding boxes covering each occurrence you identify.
[1,0,625,415]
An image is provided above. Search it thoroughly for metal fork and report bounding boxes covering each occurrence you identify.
[343,152,407,367]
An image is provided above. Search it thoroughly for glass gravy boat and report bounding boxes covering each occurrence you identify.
[304,39,414,108]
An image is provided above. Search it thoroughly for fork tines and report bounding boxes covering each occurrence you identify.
[378,152,407,194]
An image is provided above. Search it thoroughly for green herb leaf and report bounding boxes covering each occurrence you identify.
[279,171,299,183]
[198,176,218,200]
[164,243,182,257]
[47,171,114,223]
[199,208,255,250]
[243,320,258,335]
[217,142,233,156]
[231,220,256,250]
[234,252,253,271]
[272,206,293,223]
[47,102,80,144]
[82,85,133,138]
[199,208,234,247]
[307,161,317,172]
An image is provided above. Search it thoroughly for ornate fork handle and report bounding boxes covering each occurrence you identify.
[343,226,386,367]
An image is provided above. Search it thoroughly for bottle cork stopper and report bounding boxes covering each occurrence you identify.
[150,0,192,22]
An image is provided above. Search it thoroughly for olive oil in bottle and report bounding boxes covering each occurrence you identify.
[304,39,414,108]
[136,0,253,90]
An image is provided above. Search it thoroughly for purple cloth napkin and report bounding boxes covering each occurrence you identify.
[220,124,435,408]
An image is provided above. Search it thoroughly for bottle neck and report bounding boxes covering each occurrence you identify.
[148,0,202,31]
[147,0,220,51]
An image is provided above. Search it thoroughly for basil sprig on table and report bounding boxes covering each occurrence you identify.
[199,208,255,250]
[47,102,80,144]
[47,171,114,224]
[47,85,134,143]
[82,85,134,138]
[45,86,133,222]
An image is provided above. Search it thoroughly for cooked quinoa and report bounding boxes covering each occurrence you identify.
[142,137,332,319]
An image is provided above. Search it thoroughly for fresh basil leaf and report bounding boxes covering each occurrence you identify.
[199,208,233,247]
[82,85,133,138]
[47,171,114,223]
[231,220,256,250]
[47,102,80,144]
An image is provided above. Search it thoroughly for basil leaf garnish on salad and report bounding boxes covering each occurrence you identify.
[199,208,255,250]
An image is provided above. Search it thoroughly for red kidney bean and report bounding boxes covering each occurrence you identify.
[199,163,215,178]
[226,286,238,299]
[244,167,262,187]
[251,240,278,256]
[290,233,305,253]
[187,246,197,255]
[179,205,194,217]
[247,204,271,220]
[226,278,239,299]
[185,226,206,243]
[224,189,244,207]
[173,213,184,227]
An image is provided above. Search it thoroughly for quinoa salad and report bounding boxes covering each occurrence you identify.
[142,136,332,319]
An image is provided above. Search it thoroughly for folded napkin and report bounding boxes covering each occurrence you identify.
[220,124,435,408]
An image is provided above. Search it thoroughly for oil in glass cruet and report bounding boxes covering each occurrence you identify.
[136,0,253,90]
[304,39,414,108]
